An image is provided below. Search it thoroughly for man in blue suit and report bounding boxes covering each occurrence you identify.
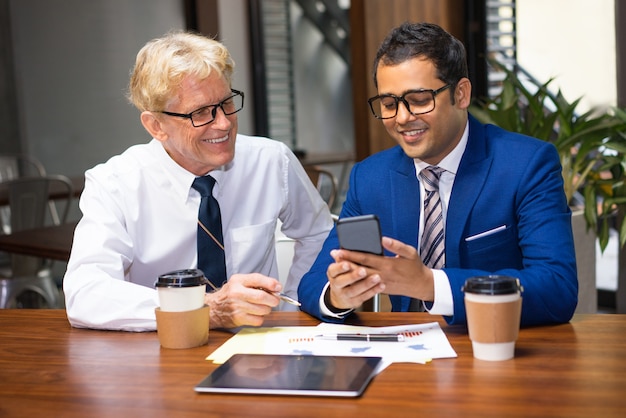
[298,22,577,326]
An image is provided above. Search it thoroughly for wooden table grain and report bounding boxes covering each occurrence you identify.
[0,310,624,417]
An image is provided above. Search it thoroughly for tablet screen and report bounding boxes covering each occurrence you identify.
[195,354,382,397]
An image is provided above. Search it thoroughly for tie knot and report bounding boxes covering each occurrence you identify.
[192,175,216,197]
[420,166,444,192]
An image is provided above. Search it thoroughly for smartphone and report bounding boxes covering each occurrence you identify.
[336,215,383,255]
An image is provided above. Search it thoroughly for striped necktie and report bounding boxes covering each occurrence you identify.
[420,166,445,269]
[409,166,445,312]
[192,175,227,290]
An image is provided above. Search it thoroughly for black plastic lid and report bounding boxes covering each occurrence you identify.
[154,269,209,288]
[462,275,522,295]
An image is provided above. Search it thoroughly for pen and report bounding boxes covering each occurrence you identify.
[315,333,405,342]
[257,288,301,307]
[208,280,301,307]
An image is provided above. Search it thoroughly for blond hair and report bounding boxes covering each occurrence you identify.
[128,31,235,111]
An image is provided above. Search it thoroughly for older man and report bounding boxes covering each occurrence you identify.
[64,31,333,331]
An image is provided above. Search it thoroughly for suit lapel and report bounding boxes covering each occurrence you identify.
[387,151,419,312]
[389,152,420,248]
[445,116,492,267]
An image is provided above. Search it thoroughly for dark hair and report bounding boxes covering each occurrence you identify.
[372,22,468,89]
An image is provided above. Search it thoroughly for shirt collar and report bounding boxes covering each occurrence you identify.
[414,120,469,176]
[149,139,213,203]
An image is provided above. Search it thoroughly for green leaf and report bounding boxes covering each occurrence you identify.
[598,218,610,252]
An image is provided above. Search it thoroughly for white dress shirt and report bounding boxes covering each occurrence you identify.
[64,135,333,331]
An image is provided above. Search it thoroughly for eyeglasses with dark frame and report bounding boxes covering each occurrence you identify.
[160,89,244,127]
[367,84,453,119]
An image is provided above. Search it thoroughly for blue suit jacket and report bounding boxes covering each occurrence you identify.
[298,115,578,326]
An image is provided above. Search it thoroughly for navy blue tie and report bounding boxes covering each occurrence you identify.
[192,176,227,290]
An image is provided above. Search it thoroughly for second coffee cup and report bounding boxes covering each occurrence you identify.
[462,275,523,361]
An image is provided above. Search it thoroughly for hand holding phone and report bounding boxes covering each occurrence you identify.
[336,215,383,255]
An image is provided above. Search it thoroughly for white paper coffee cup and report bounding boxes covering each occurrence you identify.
[155,269,209,312]
[463,275,523,361]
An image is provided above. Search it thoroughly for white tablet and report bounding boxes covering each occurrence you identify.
[195,354,382,397]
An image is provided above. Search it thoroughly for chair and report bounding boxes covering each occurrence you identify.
[304,165,338,209]
[274,215,339,302]
[0,155,48,286]
[0,153,47,180]
[0,154,47,235]
[275,224,295,287]
[0,175,73,308]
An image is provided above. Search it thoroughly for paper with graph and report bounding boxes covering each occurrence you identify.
[207,322,456,365]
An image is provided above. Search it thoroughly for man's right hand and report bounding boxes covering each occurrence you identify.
[204,273,281,329]
[325,249,386,310]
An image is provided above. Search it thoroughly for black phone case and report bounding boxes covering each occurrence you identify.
[336,215,383,255]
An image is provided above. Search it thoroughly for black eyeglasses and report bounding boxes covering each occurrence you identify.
[160,89,244,127]
[368,84,453,119]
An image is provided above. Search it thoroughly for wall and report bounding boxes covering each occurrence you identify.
[216,0,254,135]
[517,0,616,113]
[9,0,186,178]
[0,0,20,154]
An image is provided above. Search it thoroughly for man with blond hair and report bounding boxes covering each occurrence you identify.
[64,31,332,331]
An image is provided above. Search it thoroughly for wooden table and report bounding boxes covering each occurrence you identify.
[0,310,624,417]
[0,221,77,261]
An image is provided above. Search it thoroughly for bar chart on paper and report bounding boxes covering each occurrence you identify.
[265,322,457,364]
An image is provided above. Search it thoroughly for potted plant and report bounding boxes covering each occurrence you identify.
[469,62,626,252]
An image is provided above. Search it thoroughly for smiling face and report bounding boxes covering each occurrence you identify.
[376,56,471,165]
[141,73,238,176]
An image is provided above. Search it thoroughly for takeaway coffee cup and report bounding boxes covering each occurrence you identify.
[462,275,523,361]
[154,269,210,349]
[155,269,209,312]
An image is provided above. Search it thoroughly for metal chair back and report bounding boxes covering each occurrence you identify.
[0,175,73,308]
